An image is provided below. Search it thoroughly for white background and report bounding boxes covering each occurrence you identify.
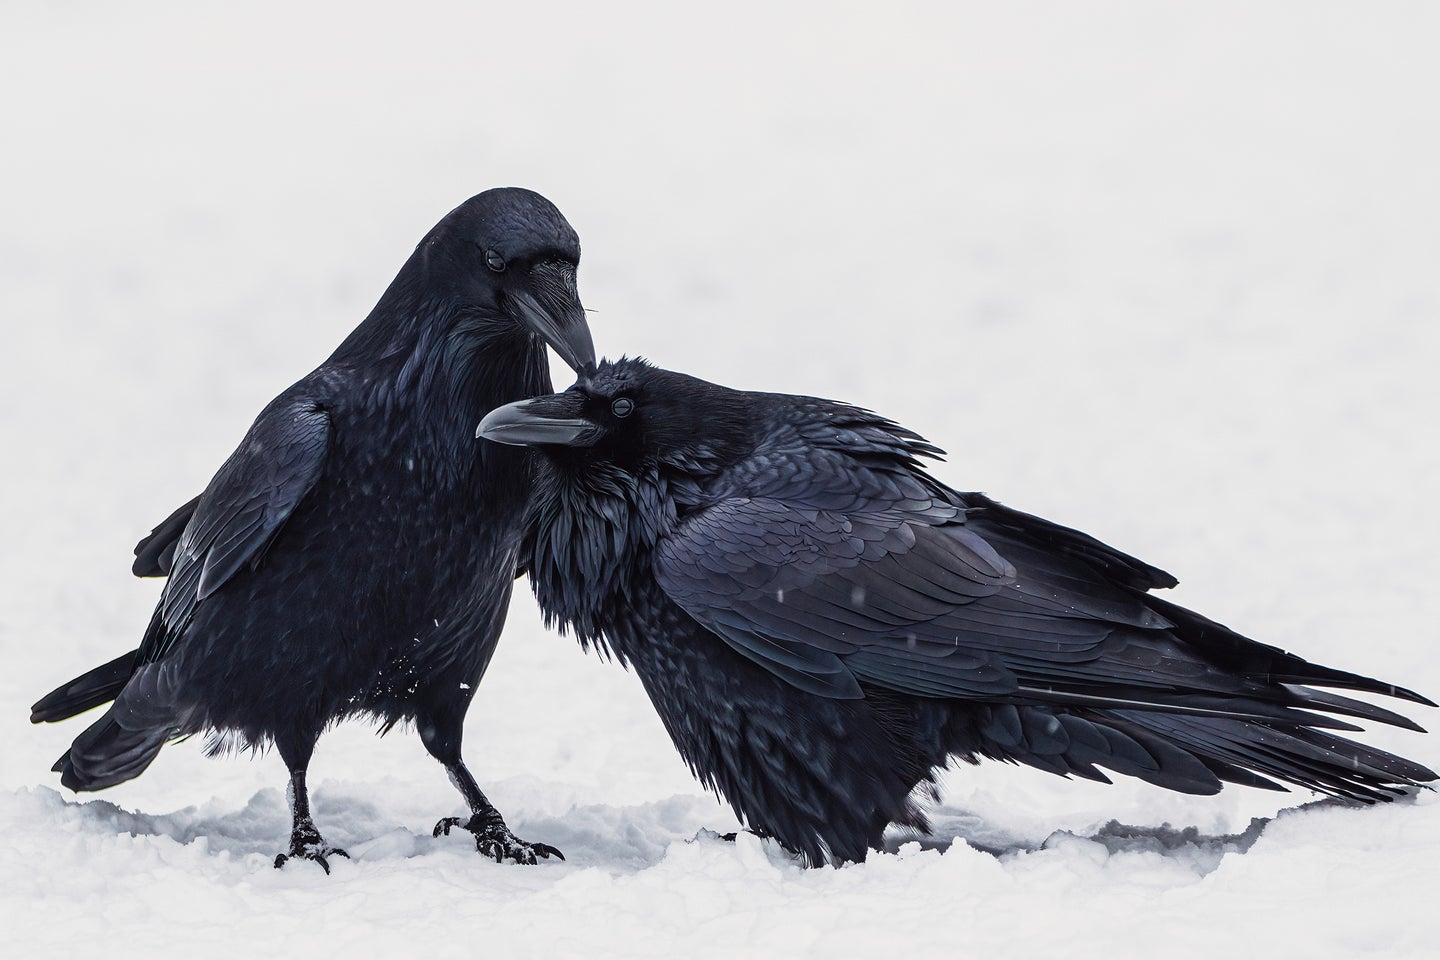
[2,2,1436,957]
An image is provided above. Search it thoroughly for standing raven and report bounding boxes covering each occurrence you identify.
[31,188,595,870]
[479,357,1436,866]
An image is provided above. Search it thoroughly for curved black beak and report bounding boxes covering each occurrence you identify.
[477,393,600,447]
[509,260,596,375]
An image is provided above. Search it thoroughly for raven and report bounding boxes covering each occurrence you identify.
[479,357,1436,866]
[32,188,595,870]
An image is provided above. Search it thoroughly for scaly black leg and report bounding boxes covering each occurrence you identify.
[419,713,562,864]
[431,760,564,864]
[273,737,349,874]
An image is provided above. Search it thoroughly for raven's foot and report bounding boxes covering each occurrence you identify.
[693,828,779,847]
[686,828,744,845]
[273,822,349,875]
[432,813,564,864]
[715,829,770,843]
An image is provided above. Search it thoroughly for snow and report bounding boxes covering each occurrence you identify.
[2,2,1438,957]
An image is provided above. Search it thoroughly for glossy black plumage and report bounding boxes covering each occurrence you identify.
[480,357,1436,866]
[32,188,595,868]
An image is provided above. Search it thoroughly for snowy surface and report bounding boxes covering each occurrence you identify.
[2,2,1438,957]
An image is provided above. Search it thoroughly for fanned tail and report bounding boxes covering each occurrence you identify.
[971,700,1435,802]
[1111,710,1436,803]
[55,712,170,791]
[47,661,179,792]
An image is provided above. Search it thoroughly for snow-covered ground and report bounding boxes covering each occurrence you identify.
[2,2,1437,957]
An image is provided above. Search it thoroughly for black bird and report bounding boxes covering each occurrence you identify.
[31,188,596,870]
[479,357,1436,866]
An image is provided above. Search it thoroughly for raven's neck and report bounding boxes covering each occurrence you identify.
[321,287,552,503]
[336,279,546,403]
[526,460,675,659]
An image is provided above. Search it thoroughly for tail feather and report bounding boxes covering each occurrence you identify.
[1112,710,1436,803]
[1188,756,1288,793]
[49,661,180,792]
[1017,684,1369,732]
[1284,685,1429,733]
[1147,595,1437,708]
[31,650,138,723]
[57,711,170,791]
[978,704,1225,795]
[974,699,1434,804]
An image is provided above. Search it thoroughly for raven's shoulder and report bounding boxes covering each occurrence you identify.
[653,396,989,698]
[699,394,951,512]
[131,374,343,579]
[751,394,945,464]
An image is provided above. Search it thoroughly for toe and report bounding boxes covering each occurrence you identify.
[534,843,565,861]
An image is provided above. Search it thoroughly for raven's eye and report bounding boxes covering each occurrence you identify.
[611,397,634,418]
[485,250,507,273]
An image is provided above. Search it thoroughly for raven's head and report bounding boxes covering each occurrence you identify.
[480,357,755,642]
[412,187,595,373]
[476,357,754,476]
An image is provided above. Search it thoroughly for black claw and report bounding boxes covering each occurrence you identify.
[432,812,563,865]
[274,840,348,874]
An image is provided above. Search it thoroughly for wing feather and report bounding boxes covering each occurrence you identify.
[139,397,330,662]
[652,452,1244,710]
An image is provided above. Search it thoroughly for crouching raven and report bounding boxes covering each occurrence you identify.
[32,188,595,870]
[479,357,1435,866]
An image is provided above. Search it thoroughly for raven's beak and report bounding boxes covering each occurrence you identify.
[477,394,599,447]
[509,260,596,375]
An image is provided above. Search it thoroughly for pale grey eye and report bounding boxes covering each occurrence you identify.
[485,250,507,272]
[611,397,634,418]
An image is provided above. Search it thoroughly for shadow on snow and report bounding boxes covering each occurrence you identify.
[16,784,1424,877]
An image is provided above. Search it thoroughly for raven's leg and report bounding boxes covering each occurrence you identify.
[419,715,563,864]
[273,735,349,874]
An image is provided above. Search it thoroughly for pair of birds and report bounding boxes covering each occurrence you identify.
[34,188,1436,870]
